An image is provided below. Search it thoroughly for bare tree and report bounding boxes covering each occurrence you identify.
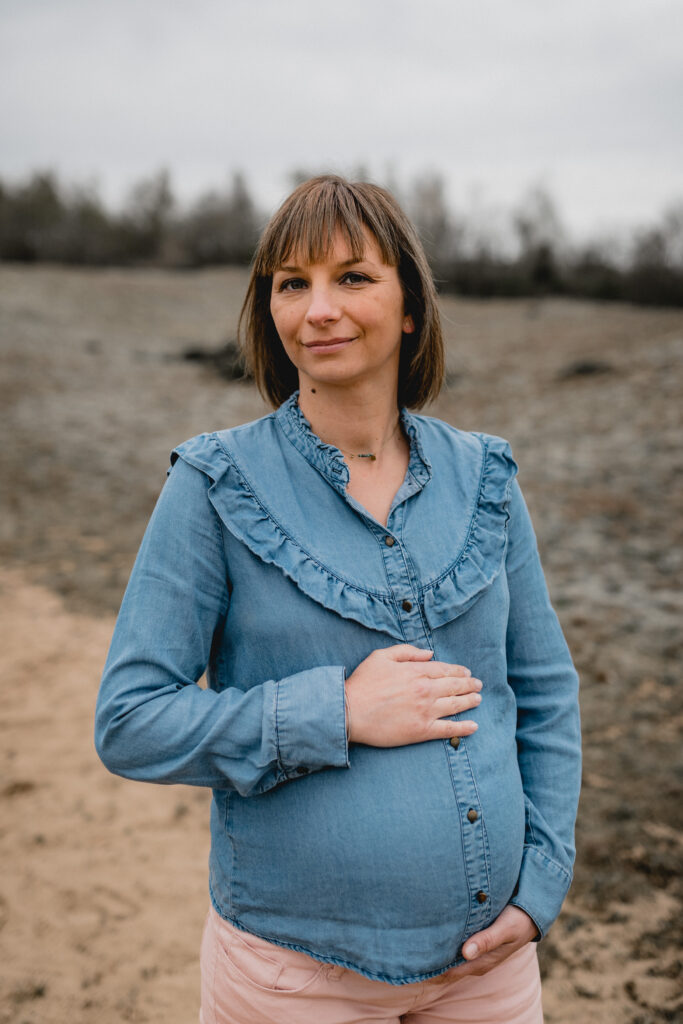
[408,172,454,274]
[119,169,174,261]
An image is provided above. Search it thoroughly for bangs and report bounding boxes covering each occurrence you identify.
[256,177,401,274]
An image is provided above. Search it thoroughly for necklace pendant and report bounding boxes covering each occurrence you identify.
[356,453,376,460]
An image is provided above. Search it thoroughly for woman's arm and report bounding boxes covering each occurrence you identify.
[94,456,349,796]
[448,478,581,978]
[504,478,582,938]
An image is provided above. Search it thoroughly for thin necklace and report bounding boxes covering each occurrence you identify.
[331,421,402,462]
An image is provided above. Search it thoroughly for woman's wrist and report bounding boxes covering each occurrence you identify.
[344,689,351,744]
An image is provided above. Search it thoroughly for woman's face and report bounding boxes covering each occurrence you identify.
[270,228,414,395]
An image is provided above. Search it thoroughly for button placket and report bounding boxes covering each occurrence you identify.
[377,509,426,645]
[444,732,492,934]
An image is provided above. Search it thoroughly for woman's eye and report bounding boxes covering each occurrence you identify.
[278,278,307,292]
[341,271,370,285]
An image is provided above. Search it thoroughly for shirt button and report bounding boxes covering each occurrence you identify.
[467,808,479,823]
[402,599,412,612]
[449,736,461,749]
[476,891,488,904]
[384,536,395,547]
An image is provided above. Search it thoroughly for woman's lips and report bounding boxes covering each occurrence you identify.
[302,337,355,353]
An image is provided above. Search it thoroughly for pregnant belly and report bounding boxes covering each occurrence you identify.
[217,740,525,944]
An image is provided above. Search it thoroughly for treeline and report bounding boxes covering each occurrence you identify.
[0,170,258,267]
[1,168,682,307]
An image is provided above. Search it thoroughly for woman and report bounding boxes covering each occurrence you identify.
[95,175,581,1023]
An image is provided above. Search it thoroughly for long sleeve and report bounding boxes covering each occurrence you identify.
[94,456,349,796]
[504,480,582,937]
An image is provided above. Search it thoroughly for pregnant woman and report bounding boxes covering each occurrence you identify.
[95,175,581,1023]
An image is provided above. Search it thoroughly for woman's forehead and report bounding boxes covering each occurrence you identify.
[276,226,388,271]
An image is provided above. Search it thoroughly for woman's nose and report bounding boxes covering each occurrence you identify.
[305,286,341,325]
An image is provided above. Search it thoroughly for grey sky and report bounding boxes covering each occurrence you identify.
[1,0,681,238]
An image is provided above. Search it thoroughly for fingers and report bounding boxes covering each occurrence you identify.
[420,662,473,681]
[446,948,511,980]
[433,675,483,699]
[381,646,475,681]
[435,691,482,718]
[463,925,504,960]
[384,644,435,662]
[433,718,479,738]
[462,907,538,960]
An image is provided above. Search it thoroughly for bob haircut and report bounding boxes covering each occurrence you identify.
[239,175,444,409]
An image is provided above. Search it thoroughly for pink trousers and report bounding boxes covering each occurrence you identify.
[199,907,543,1024]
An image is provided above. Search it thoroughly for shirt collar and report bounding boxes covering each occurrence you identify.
[275,391,432,494]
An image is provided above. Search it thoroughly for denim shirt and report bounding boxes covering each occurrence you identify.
[95,393,581,985]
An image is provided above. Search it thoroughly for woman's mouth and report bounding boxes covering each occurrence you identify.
[302,337,355,353]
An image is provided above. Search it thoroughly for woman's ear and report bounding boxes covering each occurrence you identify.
[403,314,415,334]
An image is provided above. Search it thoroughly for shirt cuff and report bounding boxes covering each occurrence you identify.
[508,844,573,939]
[274,666,350,778]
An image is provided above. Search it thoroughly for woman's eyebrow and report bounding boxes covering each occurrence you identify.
[275,256,369,274]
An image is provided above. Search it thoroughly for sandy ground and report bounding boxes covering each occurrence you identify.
[0,265,681,1023]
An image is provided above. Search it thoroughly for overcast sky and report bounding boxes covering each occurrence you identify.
[1,0,681,238]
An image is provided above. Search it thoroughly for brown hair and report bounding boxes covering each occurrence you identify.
[238,175,444,409]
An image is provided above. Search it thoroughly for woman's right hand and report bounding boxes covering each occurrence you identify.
[344,644,482,747]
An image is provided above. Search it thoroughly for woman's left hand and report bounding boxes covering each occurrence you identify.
[447,905,539,980]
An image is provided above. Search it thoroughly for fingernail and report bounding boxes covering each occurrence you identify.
[473,693,482,703]
[464,942,478,958]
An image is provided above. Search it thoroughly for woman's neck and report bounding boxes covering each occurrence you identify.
[297,378,402,462]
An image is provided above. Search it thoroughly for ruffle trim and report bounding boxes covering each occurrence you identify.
[279,392,432,488]
[420,433,517,631]
[282,394,350,481]
[171,432,403,639]
[170,428,517,639]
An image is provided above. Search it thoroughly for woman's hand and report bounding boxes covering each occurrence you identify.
[448,906,539,980]
[344,644,482,747]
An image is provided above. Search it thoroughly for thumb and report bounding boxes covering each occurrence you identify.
[386,644,434,663]
[462,921,505,960]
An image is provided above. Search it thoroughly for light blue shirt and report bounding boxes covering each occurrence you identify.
[95,393,581,984]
